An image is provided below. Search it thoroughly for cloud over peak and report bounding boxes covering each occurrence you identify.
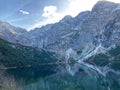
[42,5,57,18]
[30,5,65,30]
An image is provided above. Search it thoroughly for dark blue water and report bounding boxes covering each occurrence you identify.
[0,66,119,90]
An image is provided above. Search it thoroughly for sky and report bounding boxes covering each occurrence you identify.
[0,0,120,31]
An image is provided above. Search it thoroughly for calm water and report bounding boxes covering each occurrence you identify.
[0,66,119,90]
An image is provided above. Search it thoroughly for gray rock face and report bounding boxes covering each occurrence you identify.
[44,1,120,52]
[91,1,120,47]
[0,1,120,54]
[26,11,90,51]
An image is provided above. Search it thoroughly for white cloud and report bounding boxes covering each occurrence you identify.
[19,10,30,15]
[65,0,95,17]
[109,0,120,3]
[42,6,57,18]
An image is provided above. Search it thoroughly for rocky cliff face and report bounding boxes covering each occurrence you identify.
[0,1,120,54]
[28,11,90,51]
[32,1,120,53]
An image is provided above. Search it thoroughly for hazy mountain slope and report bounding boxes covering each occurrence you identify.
[0,21,31,46]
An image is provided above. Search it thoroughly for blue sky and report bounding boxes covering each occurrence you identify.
[0,0,120,30]
[0,0,69,30]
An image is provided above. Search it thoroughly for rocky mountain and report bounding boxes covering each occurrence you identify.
[0,1,120,54]
[28,11,90,51]
[26,1,120,56]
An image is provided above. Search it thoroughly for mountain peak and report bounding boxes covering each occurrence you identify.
[60,15,73,23]
[92,0,119,12]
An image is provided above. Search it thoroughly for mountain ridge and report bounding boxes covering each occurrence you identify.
[0,1,120,54]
